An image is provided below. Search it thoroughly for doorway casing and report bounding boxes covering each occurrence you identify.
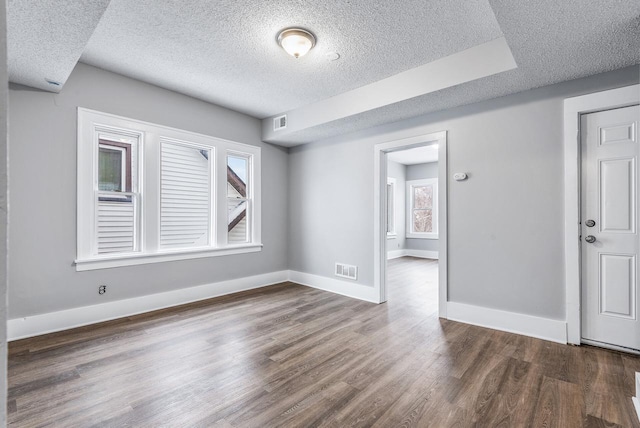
[563,84,640,345]
[373,131,448,317]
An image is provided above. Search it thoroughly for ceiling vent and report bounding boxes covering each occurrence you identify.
[45,78,61,87]
[273,115,287,131]
[335,263,357,280]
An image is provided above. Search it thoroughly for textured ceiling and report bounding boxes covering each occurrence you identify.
[7,0,640,145]
[79,0,503,118]
[7,0,111,92]
[274,0,640,145]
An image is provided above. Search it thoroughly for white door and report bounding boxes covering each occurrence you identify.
[581,104,640,351]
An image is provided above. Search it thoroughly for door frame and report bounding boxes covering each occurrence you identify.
[373,131,448,317]
[563,84,640,345]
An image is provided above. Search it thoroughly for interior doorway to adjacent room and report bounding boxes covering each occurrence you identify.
[386,146,440,308]
[374,131,447,317]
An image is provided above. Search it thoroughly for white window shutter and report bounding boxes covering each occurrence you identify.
[97,200,135,254]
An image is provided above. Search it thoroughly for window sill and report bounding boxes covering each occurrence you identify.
[75,244,263,271]
[406,234,439,240]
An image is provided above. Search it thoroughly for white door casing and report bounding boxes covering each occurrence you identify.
[581,105,640,351]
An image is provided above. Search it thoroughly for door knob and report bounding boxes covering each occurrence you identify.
[585,235,596,243]
[585,219,596,227]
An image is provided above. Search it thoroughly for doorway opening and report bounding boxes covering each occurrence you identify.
[373,131,447,317]
[386,146,439,308]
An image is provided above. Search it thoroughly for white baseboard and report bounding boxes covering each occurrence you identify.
[447,301,567,344]
[387,249,406,260]
[634,373,640,423]
[288,270,380,304]
[406,249,439,259]
[9,269,572,347]
[386,249,439,260]
[8,270,289,341]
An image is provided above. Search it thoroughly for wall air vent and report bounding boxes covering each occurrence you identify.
[273,115,287,131]
[335,263,358,280]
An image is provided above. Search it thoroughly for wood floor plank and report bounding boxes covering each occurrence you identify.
[582,347,640,427]
[7,257,640,427]
[327,346,440,427]
[584,414,626,427]
[370,369,444,428]
[531,375,585,428]
[472,356,537,426]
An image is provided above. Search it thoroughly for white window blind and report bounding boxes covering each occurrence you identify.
[160,141,211,249]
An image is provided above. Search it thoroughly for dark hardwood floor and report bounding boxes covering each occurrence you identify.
[7,257,640,427]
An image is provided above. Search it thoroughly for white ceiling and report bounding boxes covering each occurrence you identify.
[387,145,438,165]
[7,0,640,145]
[7,0,110,92]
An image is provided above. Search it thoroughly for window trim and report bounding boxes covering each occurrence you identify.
[75,244,263,271]
[406,178,438,239]
[86,126,144,258]
[76,108,262,271]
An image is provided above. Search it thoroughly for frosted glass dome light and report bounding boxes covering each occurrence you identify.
[277,28,316,58]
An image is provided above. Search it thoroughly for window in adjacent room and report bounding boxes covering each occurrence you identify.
[406,178,438,239]
[386,177,396,237]
[76,108,262,270]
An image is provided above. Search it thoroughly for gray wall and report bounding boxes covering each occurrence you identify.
[8,63,289,319]
[406,162,438,181]
[386,160,406,252]
[289,66,639,320]
[0,0,7,423]
[406,162,439,253]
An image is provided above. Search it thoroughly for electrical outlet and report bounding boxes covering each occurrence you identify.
[98,285,106,295]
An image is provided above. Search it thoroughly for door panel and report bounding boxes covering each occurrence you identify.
[581,105,640,351]
[599,253,636,319]
[599,158,635,233]
[599,121,636,146]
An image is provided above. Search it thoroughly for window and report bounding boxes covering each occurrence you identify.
[98,142,128,193]
[160,140,211,249]
[77,109,261,270]
[96,134,140,255]
[406,178,438,239]
[386,178,396,237]
[227,153,251,244]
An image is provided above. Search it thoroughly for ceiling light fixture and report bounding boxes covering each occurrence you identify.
[277,28,316,58]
